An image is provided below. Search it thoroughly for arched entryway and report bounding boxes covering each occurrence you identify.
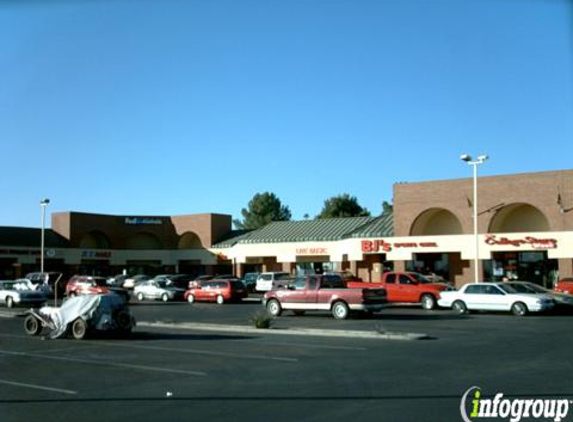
[408,208,463,283]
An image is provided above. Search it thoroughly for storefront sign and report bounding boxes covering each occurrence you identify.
[484,235,558,250]
[81,250,112,259]
[362,239,439,253]
[296,247,329,255]
[124,217,163,225]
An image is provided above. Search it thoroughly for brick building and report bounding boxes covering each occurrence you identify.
[1,169,572,287]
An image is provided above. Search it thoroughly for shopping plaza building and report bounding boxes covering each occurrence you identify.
[1,169,572,288]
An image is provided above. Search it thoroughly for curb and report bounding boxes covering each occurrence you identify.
[138,321,429,340]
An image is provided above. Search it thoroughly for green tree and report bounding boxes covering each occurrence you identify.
[233,192,292,230]
[382,200,393,215]
[316,194,371,219]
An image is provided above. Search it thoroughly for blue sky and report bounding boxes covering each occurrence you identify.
[1,0,572,228]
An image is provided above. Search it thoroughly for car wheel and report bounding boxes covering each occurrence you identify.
[6,296,14,309]
[421,294,436,310]
[24,315,42,336]
[161,293,169,302]
[71,318,87,340]
[187,294,195,304]
[266,299,282,317]
[511,302,528,316]
[332,301,350,320]
[136,292,144,301]
[452,300,467,315]
[116,310,133,332]
[216,295,224,305]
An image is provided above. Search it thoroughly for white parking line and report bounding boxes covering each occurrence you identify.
[0,379,77,395]
[97,341,299,363]
[0,349,207,377]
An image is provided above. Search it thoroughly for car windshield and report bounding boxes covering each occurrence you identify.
[522,283,548,293]
[412,273,432,284]
[497,284,518,294]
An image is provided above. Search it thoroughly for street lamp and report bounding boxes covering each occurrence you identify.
[40,198,50,273]
[460,154,489,283]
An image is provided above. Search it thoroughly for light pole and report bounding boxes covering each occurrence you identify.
[40,198,50,273]
[460,154,488,283]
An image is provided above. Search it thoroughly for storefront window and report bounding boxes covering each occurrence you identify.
[483,251,558,287]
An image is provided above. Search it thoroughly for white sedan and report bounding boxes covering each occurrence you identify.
[438,282,554,316]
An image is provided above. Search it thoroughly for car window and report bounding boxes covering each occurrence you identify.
[386,274,396,284]
[483,285,504,295]
[275,273,291,280]
[262,274,272,281]
[398,275,411,285]
[465,285,482,294]
[497,284,517,294]
[308,277,318,290]
[290,278,307,290]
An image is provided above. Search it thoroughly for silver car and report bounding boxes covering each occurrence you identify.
[133,280,185,302]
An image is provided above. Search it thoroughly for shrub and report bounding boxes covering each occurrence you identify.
[250,310,273,329]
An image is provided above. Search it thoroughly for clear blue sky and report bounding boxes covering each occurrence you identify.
[1,0,572,228]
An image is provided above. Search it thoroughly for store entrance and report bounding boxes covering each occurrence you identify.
[484,251,558,288]
[406,253,450,283]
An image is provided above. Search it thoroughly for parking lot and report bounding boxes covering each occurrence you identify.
[1,301,573,422]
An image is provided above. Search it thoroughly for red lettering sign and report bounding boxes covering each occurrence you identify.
[485,235,558,250]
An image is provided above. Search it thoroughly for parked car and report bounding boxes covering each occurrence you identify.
[437,282,554,316]
[66,275,110,297]
[66,275,130,302]
[185,279,248,304]
[347,271,453,310]
[554,278,573,294]
[25,271,64,297]
[24,294,135,339]
[188,275,215,289]
[123,274,151,289]
[263,274,387,320]
[242,272,260,293]
[133,279,185,302]
[153,274,194,289]
[255,272,292,292]
[505,281,573,309]
[0,280,47,308]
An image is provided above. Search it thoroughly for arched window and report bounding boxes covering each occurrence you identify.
[79,231,111,249]
[178,232,203,249]
[489,203,550,233]
[410,208,463,236]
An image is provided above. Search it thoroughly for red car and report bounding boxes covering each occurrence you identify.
[66,275,110,297]
[184,279,247,304]
[554,278,573,294]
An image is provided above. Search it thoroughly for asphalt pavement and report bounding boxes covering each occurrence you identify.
[1,299,573,422]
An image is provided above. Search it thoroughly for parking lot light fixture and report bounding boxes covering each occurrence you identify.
[40,198,50,273]
[460,154,489,283]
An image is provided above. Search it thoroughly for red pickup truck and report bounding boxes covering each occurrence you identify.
[263,274,387,320]
[347,271,453,310]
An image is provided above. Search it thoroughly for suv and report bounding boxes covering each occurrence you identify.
[66,275,110,297]
[255,272,292,292]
